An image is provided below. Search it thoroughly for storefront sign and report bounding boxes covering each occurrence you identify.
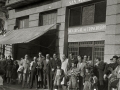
[62,0,91,6]
[68,24,106,34]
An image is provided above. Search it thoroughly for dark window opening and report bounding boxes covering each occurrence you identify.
[94,1,106,23]
[69,7,81,26]
[16,16,29,29]
[69,1,106,27]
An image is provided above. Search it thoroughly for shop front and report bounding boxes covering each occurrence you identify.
[68,24,106,61]
[0,24,59,60]
[65,0,106,62]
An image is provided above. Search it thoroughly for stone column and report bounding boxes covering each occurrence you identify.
[57,7,66,59]
[104,0,120,63]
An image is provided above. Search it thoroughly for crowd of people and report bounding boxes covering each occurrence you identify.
[0,52,120,90]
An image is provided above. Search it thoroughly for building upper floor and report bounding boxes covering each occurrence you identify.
[5,0,60,9]
[5,0,107,32]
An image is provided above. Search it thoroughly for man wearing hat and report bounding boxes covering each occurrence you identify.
[104,55,118,90]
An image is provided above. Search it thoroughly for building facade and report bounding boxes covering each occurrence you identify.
[4,0,120,63]
[5,0,66,59]
[63,0,120,63]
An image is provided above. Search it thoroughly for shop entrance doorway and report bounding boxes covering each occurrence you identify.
[13,29,57,60]
[79,47,92,60]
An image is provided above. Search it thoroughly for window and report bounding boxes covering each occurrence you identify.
[16,16,29,29]
[69,1,106,27]
[82,5,95,25]
[94,1,106,23]
[94,41,104,60]
[68,42,79,58]
[94,46,104,61]
[68,41,105,61]
[69,7,81,26]
[39,11,57,26]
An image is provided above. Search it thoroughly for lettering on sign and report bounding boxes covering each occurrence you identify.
[68,24,106,34]
[69,0,91,5]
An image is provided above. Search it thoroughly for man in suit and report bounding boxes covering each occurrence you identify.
[43,54,51,89]
[95,57,106,90]
[21,54,31,88]
[67,53,78,70]
[29,57,38,89]
[104,56,118,90]
[6,55,13,84]
[50,54,61,90]
[36,52,44,89]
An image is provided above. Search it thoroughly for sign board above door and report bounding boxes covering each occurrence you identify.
[68,23,106,34]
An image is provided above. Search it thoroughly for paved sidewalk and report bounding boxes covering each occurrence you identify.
[1,84,48,90]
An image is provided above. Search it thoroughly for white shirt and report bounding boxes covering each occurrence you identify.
[61,59,68,75]
[0,76,3,85]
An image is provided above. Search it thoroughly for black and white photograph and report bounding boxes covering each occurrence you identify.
[0,0,119,90]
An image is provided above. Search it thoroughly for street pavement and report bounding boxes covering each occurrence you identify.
[0,84,48,90]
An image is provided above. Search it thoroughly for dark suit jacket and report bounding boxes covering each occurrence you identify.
[50,58,61,71]
[104,62,118,76]
[43,59,51,74]
[96,61,106,81]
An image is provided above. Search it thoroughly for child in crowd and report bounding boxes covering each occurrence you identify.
[17,63,24,84]
[90,73,98,90]
[67,62,80,90]
[54,65,64,90]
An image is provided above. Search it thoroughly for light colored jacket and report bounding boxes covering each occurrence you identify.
[20,59,30,73]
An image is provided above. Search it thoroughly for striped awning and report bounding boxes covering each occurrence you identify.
[0,24,56,44]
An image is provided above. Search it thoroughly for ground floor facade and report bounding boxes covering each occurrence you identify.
[1,0,120,63]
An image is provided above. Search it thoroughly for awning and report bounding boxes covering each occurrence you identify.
[0,24,56,44]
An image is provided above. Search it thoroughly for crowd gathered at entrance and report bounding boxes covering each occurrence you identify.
[0,52,120,90]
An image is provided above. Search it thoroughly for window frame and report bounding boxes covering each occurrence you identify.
[68,41,105,61]
[69,0,106,27]
[39,10,57,26]
[16,16,29,29]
